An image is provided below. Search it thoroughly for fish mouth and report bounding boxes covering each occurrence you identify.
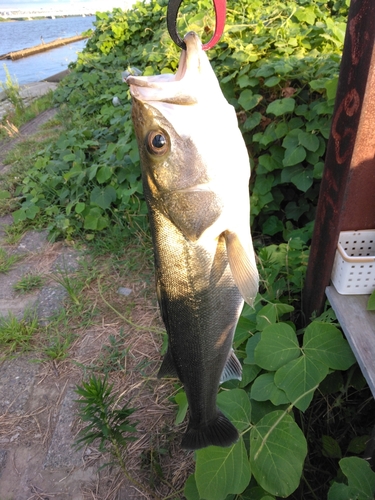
[125,31,220,105]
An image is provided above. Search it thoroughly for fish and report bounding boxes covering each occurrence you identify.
[126,31,259,450]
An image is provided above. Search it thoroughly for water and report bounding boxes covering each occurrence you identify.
[0,16,96,85]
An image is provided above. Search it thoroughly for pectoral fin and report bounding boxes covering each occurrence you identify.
[225,230,259,306]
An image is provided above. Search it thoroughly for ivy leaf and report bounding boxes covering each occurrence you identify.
[303,322,356,370]
[255,303,294,331]
[262,215,284,236]
[298,131,320,152]
[275,356,328,411]
[90,186,117,209]
[244,332,262,365]
[238,89,263,111]
[250,410,307,497]
[96,165,113,184]
[291,165,313,192]
[217,389,251,431]
[266,98,295,116]
[195,438,251,500]
[251,372,290,406]
[254,322,300,371]
[283,145,306,167]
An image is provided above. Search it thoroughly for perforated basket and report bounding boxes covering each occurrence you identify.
[331,230,375,294]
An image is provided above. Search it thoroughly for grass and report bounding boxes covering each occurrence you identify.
[0,312,39,358]
[13,272,44,293]
[0,247,22,272]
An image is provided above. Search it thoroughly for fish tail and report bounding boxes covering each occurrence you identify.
[181,410,238,450]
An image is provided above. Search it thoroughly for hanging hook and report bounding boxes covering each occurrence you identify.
[167,0,227,51]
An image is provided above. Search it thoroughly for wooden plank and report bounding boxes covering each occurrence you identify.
[326,285,375,398]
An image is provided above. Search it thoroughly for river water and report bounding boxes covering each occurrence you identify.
[0,16,96,85]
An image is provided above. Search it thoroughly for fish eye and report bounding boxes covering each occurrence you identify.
[147,131,169,156]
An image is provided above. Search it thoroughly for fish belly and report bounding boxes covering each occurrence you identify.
[150,202,243,450]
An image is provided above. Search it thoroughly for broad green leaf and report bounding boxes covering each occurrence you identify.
[291,165,313,192]
[266,98,295,116]
[217,389,251,431]
[274,355,328,411]
[303,322,356,370]
[234,316,255,347]
[254,322,300,370]
[243,112,262,131]
[347,435,370,454]
[251,373,290,406]
[174,391,188,425]
[283,146,306,167]
[239,364,262,388]
[90,186,117,210]
[328,482,357,500]
[195,438,251,500]
[238,89,262,111]
[262,216,284,236]
[250,411,307,497]
[298,131,320,152]
[244,332,261,365]
[264,76,280,87]
[255,303,293,332]
[340,457,375,499]
[75,202,85,214]
[96,165,113,184]
[184,474,200,500]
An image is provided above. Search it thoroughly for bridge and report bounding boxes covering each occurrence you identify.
[0,3,135,19]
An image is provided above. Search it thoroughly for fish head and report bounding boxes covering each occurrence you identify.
[126,31,250,241]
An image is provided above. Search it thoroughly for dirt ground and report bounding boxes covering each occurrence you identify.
[0,110,193,499]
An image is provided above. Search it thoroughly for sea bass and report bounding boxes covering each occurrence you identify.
[126,31,259,450]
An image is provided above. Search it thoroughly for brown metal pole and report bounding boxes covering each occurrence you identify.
[302,0,375,322]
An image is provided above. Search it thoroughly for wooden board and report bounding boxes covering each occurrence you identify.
[326,285,375,397]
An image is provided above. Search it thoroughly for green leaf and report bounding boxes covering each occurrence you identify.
[195,438,251,500]
[274,355,328,411]
[239,364,262,388]
[75,202,86,214]
[251,373,290,406]
[266,98,295,116]
[0,190,10,200]
[328,482,357,500]
[262,216,284,236]
[264,76,281,87]
[255,322,300,371]
[335,457,375,500]
[184,474,200,500]
[174,391,188,425]
[96,165,113,184]
[283,146,306,167]
[244,332,262,365]
[367,290,375,310]
[303,322,356,370]
[238,90,263,111]
[250,411,307,497]
[90,186,117,210]
[298,131,320,152]
[217,389,251,431]
[321,435,342,459]
[255,303,293,331]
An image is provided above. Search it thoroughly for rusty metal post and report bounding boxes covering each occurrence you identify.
[303,0,375,322]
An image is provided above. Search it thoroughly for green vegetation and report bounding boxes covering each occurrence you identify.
[13,272,44,293]
[1,0,374,498]
[0,313,39,358]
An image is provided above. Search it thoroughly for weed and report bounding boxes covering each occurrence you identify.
[13,273,44,293]
[96,330,129,373]
[50,267,82,306]
[0,247,22,272]
[43,330,76,361]
[1,223,26,245]
[0,312,39,357]
[0,65,25,114]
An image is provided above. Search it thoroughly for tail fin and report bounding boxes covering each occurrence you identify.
[181,410,238,450]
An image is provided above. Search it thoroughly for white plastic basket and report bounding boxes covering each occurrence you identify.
[331,230,375,294]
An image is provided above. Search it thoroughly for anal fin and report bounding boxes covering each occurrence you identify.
[157,349,179,379]
[220,349,242,384]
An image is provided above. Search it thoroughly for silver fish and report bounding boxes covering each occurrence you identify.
[126,31,258,450]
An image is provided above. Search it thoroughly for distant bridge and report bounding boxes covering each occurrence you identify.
[0,7,94,19]
[0,3,135,19]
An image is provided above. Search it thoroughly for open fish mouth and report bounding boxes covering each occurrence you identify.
[126,31,225,108]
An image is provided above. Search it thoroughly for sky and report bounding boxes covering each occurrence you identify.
[0,0,132,11]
